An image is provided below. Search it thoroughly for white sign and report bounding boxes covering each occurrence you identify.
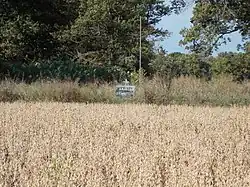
[115,80,136,98]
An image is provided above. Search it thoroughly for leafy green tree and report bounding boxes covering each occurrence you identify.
[211,52,250,82]
[151,51,211,80]
[0,0,81,62]
[60,0,172,70]
[179,0,250,55]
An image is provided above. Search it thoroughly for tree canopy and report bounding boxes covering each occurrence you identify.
[0,0,177,64]
[179,0,250,55]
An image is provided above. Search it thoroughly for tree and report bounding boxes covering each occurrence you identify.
[0,0,81,62]
[211,52,250,82]
[1,0,184,82]
[151,51,211,79]
[60,0,173,71]
[179,0,250,55]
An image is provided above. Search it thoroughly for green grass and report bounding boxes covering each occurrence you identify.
[1,76,250,106]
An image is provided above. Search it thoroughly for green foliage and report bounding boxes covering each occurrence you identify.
[211,52,250,82]
[150,52,211,80]
[130,70,140,85]
[0,0,80,61]
[60,0,172,69]
[0,56,128,83]
[0,0,177,82]
[150,50,250,83]
[1,0,249,84]
[179,0,250,55]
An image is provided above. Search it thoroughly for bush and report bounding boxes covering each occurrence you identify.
[211,52,250,82]
[0,56,129,83]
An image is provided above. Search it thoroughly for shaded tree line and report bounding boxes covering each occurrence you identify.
[0,0,175,82]
[0,0,249,83]
[151,50,250,82]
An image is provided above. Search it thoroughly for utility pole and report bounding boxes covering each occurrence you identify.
[139,16,143,85]
[139,16,142,70]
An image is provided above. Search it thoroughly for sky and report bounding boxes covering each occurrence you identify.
[156,3,243,55]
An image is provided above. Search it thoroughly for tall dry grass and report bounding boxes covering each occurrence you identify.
[169,76,250,106]
[1,103,250,186]
[0,76,250,106]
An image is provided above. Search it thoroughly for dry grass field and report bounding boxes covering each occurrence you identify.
[0,102,250,187]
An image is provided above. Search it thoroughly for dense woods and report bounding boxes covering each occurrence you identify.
[0,0,249,83]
